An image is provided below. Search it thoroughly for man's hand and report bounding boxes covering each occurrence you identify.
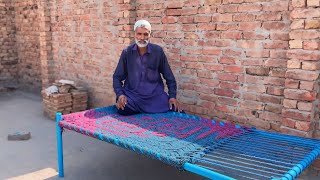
[116,95,127,110]
[169,98,181,112]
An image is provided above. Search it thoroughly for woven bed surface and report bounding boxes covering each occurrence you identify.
[60,105,245,168]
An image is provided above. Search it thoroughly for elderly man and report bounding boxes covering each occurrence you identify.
[113,20,180,115]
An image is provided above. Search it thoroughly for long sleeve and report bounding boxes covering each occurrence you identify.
[159,49,177,99]
[113,49,127,99]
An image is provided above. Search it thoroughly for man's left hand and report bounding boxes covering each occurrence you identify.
[169,98,181,112]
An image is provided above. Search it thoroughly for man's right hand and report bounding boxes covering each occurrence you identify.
[116,95,127,110]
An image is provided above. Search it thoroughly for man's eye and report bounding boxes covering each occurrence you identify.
[144,33,149,36]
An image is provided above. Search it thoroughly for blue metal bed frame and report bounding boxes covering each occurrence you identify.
[56,111,320,180]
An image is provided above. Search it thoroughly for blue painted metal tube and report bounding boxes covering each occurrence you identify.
[56,112,64,178]
[273,147,320,180]
[183,162,236,180]
[254,130,320,146]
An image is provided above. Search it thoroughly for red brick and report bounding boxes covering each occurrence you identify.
[199,101,215,110]
[237,40,260,49]
[291,20,305,29]
[292,0,306,8]
[282,108,313,121]
[218,96,238,106]
[287,60,301,69]
[217,5,238,13]
[258,94,282,104]
[264,77,285,86]
[246,67,269,76]
[263,22,288,31]
[285,69,319,81]
[204,64,224,71]
[238,4,261,12]
[256,12,282,21]
[262,1,289,11]
[300,81,315,91]
[197,70,213,78]
[199,78,219,86]
[248,118,271,130]
[291,9,320,18]
[214,88,235,97]
[289,30,318,40]
[270,32,289,41]
[245,84,266,93]
[282,118,296,128]
[239,22,261,31]
[240,100,264,110]
[267,86,284,96]
[217,73,238,81]
[307,0,320,6]
[179,16,194,23]
[280,126,313,137]
[305,20,320,29]
[263,41,288,49]
[270,69,286,77]
[216,23,238,30]
[287,50,320,61]
[302,62,320,70]
[162,16,177,24]
[220,81,240,90]
[198,6,217,14]
[303,41,320,50]
[233,14,255,21]
[194,15,212,23]
[283,99,297,109]
[197,23,216,31]
[224,65,242,73]
[166,1,184,8]
[202,48,222,55]
[166,9,181,16]
[285,79,299,88]
[243,32,269,40]
[265,104,282,114]
[259,111,282,122]
[221,31,242,39]
[297,102,313,111]
[219,56,236,64]
[284,89,317,101]
[295,121,313,131]
[204,31,220,38]
[245,50,269,58]
[212,14,233,22]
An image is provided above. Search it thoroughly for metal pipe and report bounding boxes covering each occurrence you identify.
[56,113,64,178]
[183,162,236,180]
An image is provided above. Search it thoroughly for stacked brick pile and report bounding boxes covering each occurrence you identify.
[42,82,88,120]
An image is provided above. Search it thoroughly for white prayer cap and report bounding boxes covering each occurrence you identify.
[134,20,151,32]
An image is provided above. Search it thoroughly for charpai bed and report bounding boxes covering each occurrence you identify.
[56,105,320,180]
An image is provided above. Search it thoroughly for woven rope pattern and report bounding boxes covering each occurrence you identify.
[60,105,247,168]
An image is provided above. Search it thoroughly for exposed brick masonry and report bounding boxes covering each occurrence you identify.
[3,0,320,139]
[0,0,18,85]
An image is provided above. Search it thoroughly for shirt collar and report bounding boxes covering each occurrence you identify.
[132,43,152,54]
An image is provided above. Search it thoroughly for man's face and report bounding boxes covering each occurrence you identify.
[135,27,150,48]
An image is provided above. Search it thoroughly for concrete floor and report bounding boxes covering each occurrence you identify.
[0,90,319,180]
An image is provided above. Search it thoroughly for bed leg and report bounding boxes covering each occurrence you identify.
[56,112,64,177]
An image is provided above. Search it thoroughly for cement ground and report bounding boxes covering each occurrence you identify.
[0,90,318,180]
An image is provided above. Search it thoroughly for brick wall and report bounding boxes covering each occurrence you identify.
[46,0,320,137]
[1,0,319,138]
[0,0,18,85]
[14,0,42,91]
[134,1,292,133]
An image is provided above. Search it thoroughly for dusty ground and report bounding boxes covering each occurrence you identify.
[0,90,318,180]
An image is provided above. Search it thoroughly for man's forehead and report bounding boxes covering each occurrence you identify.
[135,27,150,33]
